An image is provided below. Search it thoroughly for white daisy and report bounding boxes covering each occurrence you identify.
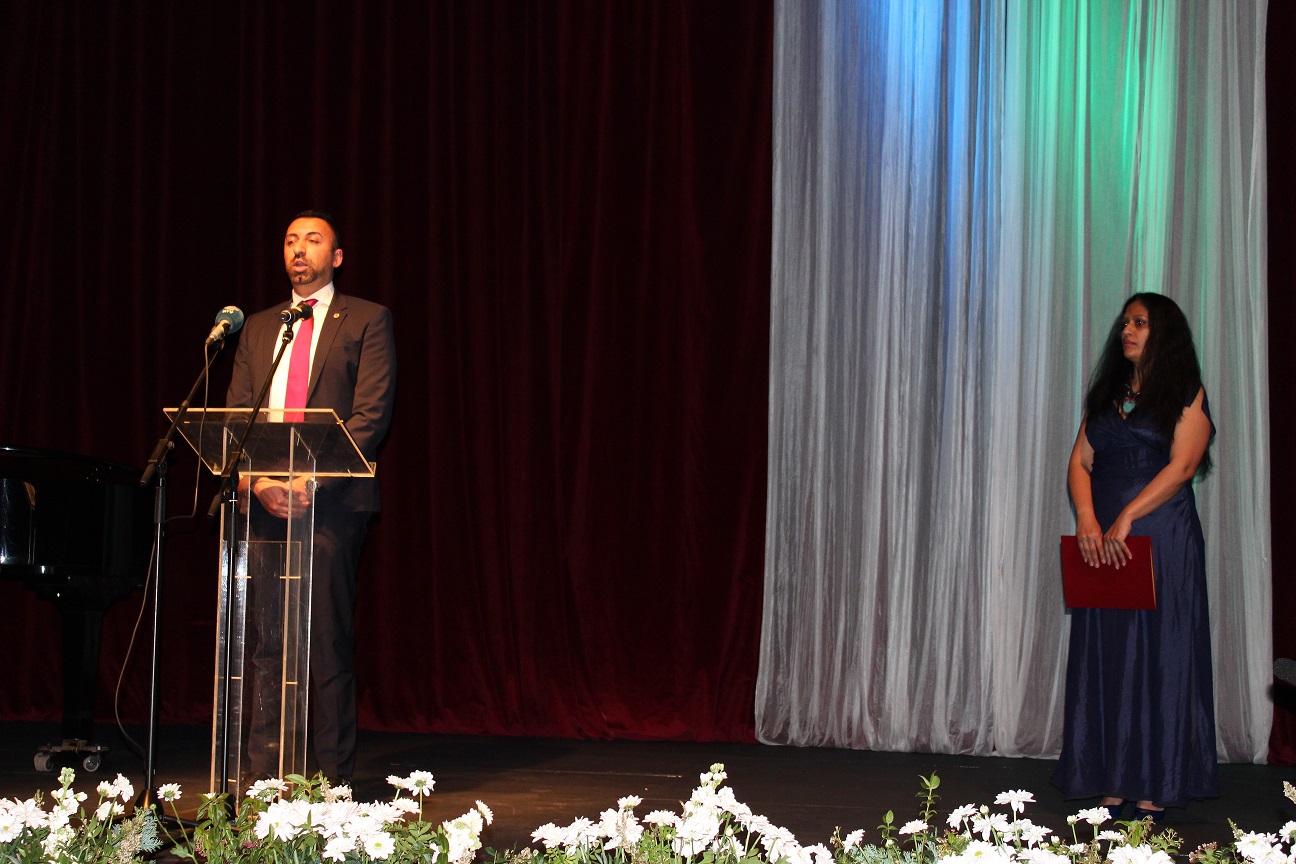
[994,790,1035,814]
[948,803,979,829]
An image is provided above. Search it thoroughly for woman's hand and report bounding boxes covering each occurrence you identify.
[1076,514,1104,567]
[1102,512,1134,567]
[1068,421,1105,567]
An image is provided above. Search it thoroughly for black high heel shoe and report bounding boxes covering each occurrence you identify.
[1100,799,1127,820]
[1131,804,1166,823]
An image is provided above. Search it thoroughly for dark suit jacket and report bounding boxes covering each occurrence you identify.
[226,292,397,513]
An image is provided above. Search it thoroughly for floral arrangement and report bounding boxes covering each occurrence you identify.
[0,768,487,864]
[2,763,1293,864]
[170,772,491,864]
[0,767,159,863]
[504,765,1296,864]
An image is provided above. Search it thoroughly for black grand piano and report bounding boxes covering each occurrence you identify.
[0,445,152,771]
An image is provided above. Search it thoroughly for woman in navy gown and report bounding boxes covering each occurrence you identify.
[1052,292,1217,822]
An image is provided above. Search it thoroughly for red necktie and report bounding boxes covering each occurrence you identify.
[283,299,317,422]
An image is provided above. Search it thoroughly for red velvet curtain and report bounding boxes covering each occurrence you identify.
[0,1,771,742]
[3,1,1293,760]
[1266,3,1296,764]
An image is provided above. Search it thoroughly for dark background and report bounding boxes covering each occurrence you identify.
[0,1,1290,760]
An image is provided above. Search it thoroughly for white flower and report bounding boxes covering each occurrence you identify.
[363,801,404,824]
[391,797,421,814]
[156,783,182,802]
[1074,806,1110,826]
[1243,848,1290,864]
[948,803,978,829]
[386,774,408,790]
[1098,830,1126,842]
[598,805,644,851]
[476,800,494,825]
[109,774,135,802]
[50,787,86,810]
[15,798,46,829]
[559,816,599,848]
[444,809,486,864]
[995,790,1035,815]
[972,812,1012,839]
[322,834,356,862]
[1017,821,1049,847]
[959,839,1014,864]
[1280,821,1296,843]
[675,808,724,856]
[246,777,288,801]
[93,800,124,821]
[1237,832,1284,864]
[714,786,753,819]
[46,807,70,832]
[323,781,352,802]
[711,835,744,859]
[841,829,865,850]
[700,764,728,787]
[1108,846,1174,864]
[256,798,310,842]
[311,801,362,839]
[1016,849,1071,864]
[363,831,396,859]
[644,809,678,826]
[0,808,23,843]
[43,824,74,856]
[754,822,800,863]
[805,842,835,864]
[617,795,642,809]
[531,823,567,849]
[899,819,929,835]
[406,770,436,795]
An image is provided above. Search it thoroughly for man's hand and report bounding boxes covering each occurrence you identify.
[252,476,314,519]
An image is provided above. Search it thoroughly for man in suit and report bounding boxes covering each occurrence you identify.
[226,210,396,785]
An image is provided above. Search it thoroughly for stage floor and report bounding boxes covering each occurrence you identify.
[0,722,1290,856]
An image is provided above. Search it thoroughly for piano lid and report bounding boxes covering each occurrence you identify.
[0,445,143,486]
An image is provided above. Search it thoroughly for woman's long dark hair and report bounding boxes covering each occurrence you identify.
[1083,292,1212,475]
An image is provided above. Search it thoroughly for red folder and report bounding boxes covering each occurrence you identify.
[1060,535,1156,610]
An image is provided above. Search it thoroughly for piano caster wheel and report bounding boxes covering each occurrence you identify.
[81,753,103,773]
[34,752,54,772]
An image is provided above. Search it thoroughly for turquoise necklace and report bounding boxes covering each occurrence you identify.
[1121,383,1140,416]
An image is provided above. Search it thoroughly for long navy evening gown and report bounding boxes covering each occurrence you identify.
[1051,392,1218,808]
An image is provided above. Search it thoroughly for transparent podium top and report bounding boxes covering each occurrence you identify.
[163,408,375,478]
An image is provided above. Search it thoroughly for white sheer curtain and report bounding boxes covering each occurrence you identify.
[759,0,1270,761]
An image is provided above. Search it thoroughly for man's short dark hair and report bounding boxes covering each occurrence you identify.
[294,209,341,250]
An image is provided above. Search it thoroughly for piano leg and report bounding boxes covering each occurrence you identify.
[32,603,111,772]
[61,604,102,744]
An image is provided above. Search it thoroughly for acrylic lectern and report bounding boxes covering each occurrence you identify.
[165,407,374,796]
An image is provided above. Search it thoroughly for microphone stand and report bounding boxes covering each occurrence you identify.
[135,339,228,815]
[207,320,299,797]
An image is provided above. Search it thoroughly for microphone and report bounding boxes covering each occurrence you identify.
[279,301,314,325]
[1277,658,1296,687]
[204,306,245,345]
